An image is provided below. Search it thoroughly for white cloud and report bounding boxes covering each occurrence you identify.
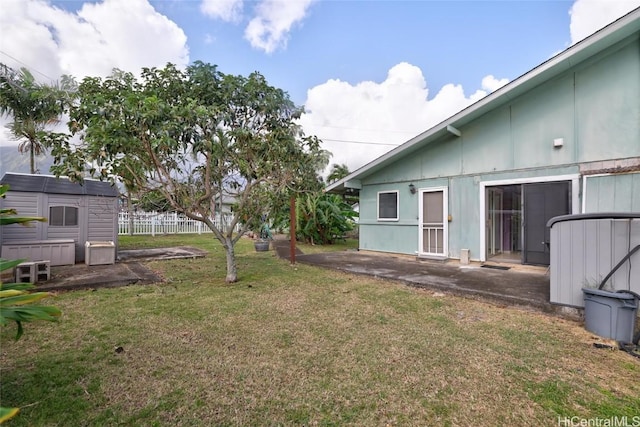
[481,75,509,93]
[199,0,316,53]
[298,63,495,173]
[569,0,640,44]
[0,0,189,147]
[200,0,243,23]
[244,0,315,53]
[0,0,189,82]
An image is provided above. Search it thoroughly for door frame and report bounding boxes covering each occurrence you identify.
[486,187,504,256]
[478,174,579,262]
[418,186,448,258]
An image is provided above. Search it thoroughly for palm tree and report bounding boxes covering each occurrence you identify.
[327,163,350,184]
[0,65,69,174]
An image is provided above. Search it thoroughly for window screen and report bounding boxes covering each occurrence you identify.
[49,206,78,226]
[378,191,398,220]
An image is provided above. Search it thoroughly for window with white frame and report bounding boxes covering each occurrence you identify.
[49,206,78,226]
[377,191,399,221]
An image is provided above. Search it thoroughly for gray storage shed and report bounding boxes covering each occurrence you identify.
[0,173,119,264]
[548,213,640,307]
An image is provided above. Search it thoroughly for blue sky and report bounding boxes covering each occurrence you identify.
[148,0,574,105]
[1,0,639,172]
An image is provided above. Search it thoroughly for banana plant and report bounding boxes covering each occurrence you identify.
[1,184,61,423]
[0,258,62,340]
[296,193,358,245]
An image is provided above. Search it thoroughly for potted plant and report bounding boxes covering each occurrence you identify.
[254,219,272,252]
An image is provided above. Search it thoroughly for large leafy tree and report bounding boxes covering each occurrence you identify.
[0,64,74,174]
[49,62,324,282]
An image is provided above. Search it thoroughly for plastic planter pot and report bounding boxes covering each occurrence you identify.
[254,240,270,252]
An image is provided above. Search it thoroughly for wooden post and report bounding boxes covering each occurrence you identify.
[290,195,296,264]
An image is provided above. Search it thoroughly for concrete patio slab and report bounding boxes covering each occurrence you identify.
[35,246,206,292]
[271,239,564,315]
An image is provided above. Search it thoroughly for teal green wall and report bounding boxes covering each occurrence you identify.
[460,107,512,174]
[511,74,576,169]
[576,39,640,161]
[358,34,639,259]
[585,173,640,212]
[447,176,480,259]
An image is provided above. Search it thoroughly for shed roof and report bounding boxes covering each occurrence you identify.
[326,7,640,194]
[0,173,119,197]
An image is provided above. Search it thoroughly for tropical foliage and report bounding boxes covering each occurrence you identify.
[0,63,75,174]
[295,193,357,245]
[0,184,61,423]
[327,163,350,184]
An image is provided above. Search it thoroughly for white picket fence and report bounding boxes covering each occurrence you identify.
[118,211,237,236]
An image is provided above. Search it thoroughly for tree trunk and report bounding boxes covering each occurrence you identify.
[127,191,134,236]
[224,237,238,283]
[30,145,35,174]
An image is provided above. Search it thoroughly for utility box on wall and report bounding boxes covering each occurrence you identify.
[85,241,116,266]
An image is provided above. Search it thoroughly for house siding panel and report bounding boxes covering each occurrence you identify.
[360,223,418,254]
[584,172,640,212]
[576,37,640,162]
[363,152,422,184]
[419,136,462,178]
[511,74,576,169]
[448,176,480,259]
[460,107,512,175]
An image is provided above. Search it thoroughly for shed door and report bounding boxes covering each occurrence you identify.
[523,182,570,265]
[419,188,447,257]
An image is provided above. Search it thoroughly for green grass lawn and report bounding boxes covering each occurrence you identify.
[1,234,639,426]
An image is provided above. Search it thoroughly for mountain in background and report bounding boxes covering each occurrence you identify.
[0,145,56,177]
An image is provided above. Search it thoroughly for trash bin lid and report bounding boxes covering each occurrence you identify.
[582,287,637,300]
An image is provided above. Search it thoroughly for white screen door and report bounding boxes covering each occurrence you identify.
[419,188,447,257]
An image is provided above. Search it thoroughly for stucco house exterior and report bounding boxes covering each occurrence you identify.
[327,8,640,268]
[0,173,119,264]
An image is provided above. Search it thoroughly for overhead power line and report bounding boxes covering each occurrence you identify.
[0,50,56,82]
[305,122,417,135]
[320,138,400,147]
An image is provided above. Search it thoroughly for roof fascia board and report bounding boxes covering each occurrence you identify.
[344,179,362,190]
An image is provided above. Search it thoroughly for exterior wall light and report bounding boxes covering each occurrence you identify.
[409,184,416,194]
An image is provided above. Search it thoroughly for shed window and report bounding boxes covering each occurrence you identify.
[49,206,78,226]
[378,191,399,221]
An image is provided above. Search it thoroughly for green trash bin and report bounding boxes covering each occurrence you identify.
[582,288,638,343]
